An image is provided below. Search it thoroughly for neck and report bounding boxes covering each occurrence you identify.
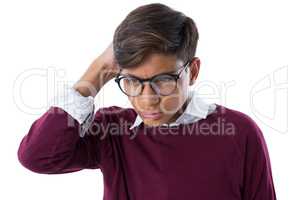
[167,95,191,124]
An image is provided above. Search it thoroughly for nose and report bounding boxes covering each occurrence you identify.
[140,82,160,104]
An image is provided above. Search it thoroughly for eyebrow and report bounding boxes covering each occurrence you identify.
[120,69,178,79]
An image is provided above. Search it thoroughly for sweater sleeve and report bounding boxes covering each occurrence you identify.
[241,117,277,200]
[17,105,118,174]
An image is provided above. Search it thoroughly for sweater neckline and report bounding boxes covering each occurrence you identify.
[139,103,221,131]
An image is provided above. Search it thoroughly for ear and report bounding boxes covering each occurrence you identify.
[189,57,200,86]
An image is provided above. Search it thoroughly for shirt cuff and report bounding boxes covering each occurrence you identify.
[50,84,95,126]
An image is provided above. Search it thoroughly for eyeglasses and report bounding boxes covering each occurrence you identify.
[114,60,191,97]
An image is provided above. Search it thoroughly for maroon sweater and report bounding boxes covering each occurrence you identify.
[17,104,276,200]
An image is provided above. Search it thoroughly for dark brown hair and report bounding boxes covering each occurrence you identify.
[113,3,199,68]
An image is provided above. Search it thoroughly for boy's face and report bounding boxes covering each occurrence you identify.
[120,53,200,127]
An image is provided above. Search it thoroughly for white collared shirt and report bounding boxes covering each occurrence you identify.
[50,84,216,136]
[129,89,217,130]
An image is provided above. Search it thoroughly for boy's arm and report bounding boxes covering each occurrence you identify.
[17,85,105,174]
[241,118,277,200]
[17,43,120,174]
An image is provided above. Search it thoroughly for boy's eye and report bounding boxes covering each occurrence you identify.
[123,77,140,86]
[153,75,175,84]
[152,75,177,91]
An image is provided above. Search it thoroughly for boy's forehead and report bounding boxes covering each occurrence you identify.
[120,54,184,78]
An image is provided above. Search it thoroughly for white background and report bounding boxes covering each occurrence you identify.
[0,0,299,199]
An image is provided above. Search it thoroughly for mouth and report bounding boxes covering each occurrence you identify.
[140,111,163,120]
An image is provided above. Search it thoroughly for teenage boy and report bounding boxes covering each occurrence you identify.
[18,3,277,200]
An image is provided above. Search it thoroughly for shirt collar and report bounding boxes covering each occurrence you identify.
[129,89,216,130]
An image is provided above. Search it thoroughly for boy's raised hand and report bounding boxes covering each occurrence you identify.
[73,42,120,97]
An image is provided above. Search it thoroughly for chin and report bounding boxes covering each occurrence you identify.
[143,118,164,127]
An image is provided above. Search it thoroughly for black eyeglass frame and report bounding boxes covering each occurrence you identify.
[114,60,191,97]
